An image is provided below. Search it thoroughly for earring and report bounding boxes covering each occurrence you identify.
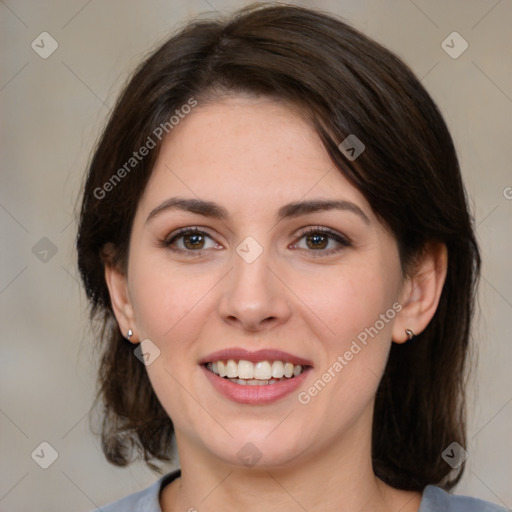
[126,329,133,340]
[405,328,416,341]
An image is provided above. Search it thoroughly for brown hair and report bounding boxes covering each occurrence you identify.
[77,3,480,490]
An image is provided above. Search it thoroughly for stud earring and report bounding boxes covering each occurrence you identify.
[126,329,133,340]
[405,328,416,341]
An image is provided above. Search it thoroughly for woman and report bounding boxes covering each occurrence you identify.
[77,4,507,511]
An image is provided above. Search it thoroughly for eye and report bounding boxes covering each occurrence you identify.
[162,227,221,254]
[291,227,351,255]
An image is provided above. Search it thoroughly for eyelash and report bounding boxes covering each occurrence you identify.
[160,226,220,257]
[293,226,351,256]
[160,226,351,257]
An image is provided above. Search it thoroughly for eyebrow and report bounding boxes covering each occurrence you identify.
[146,197,370,225]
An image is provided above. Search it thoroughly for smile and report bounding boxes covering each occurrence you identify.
[205,359,306,386]
[200,348,313,403]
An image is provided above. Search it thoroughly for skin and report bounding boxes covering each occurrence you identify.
[105,96,447,512]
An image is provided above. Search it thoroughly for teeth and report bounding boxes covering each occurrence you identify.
[206,359,305,383]
[271,361,284,378]
[238,360,254,379]
[226,359,238,378]
[284,362,294,378]
[254,361,272,380]
[217,361,227,377]
[228,378,284,385]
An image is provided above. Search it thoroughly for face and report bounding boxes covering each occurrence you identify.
[114,96,409,470]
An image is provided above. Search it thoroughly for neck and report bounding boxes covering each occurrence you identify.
[161,406,421,512]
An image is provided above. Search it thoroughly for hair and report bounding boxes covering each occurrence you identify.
[76,3,480,490]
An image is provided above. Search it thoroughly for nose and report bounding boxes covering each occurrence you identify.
[217,248,292,333]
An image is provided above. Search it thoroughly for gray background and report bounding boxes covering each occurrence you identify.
[1,0,511,510]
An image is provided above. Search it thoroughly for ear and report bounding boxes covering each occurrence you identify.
[392,242,448,344]
[103,244,138,343]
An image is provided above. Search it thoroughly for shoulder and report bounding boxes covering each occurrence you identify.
[90,470,180,512]
[420,485,510,512]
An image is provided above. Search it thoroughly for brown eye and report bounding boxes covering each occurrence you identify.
[305,233,329,250]
[183,232,206,250]
[163,228,219,253]
[292,227,351,256]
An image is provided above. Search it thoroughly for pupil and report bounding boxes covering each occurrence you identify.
[307,234,327,249]
[184,233,203,249]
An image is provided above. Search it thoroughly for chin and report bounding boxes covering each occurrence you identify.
[200,428,311,470]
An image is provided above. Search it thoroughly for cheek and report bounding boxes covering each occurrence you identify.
[294,263,398,350]
[128,254,218,341]
[306,269,399,408]
[293,264,398,408]
[127,257,215,430]
[294,304,391,428]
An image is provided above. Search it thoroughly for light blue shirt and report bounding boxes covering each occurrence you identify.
[92,470,510,511]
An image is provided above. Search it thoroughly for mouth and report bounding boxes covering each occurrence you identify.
[199,348,313,403]
[204,359,310,386]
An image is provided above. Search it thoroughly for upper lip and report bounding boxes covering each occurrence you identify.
[199,348,313,367]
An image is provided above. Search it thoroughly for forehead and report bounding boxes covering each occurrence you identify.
[140,96,371,219]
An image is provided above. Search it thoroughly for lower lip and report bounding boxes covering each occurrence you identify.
[201,365,311,405]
